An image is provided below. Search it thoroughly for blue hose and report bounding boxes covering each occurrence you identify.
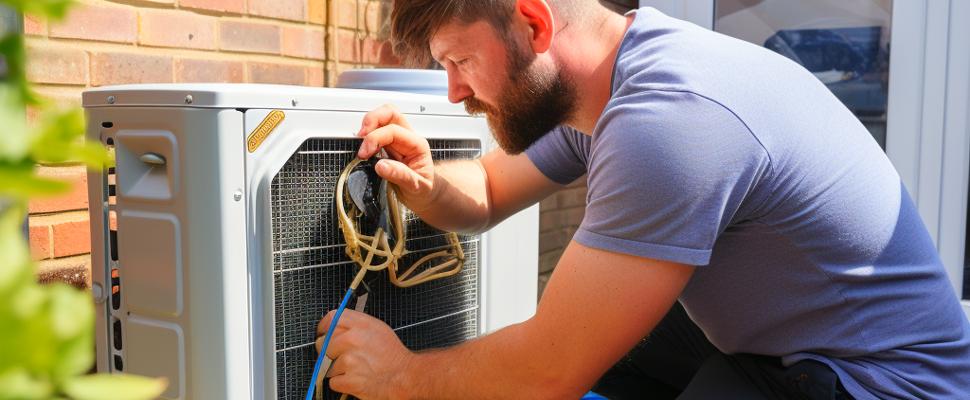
[305,287,355,400]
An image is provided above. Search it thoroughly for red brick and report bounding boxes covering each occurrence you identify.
[376,40,401,66]
[24,15,46,36]
[29,166,90,213]
[90,52,173,86]
[219,20,280,54]
[140,10,217,50]
[362,37,383,65]
[539,250,563,274]
[249,0,305,22]
[179,0,245,14]
[336,29,360,62]
[364,0,382,33]
[26,45,88,85]
[308,0,327,24]
[307,66,324,86]
[555,187,588,209]
[282,27,325,60]
[52,216,91,258]
[175,58,244,83]
[49,4,137,44]
[336,0,359,28]
[248,62,306,85]
[29,223,52,260]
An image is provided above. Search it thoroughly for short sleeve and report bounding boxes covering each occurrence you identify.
[575,89,771,266]
[525,125,590,185]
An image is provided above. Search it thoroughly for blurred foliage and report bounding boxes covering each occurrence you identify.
[0,0,166,398]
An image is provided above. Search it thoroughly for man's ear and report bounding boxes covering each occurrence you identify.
[516,0,555,53]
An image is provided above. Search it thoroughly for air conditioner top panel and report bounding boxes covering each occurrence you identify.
[82,83,470,116]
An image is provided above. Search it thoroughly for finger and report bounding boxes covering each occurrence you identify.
[325,329,366,360]
[329,374,364,397]
[358,124,429,160]
[316,310,356,337]
[328,354,350,377]
[359,104,411,135]
[375,159,428,192]
[317,309,376,337]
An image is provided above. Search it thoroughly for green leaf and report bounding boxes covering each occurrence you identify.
[0,167,71,199]
[0,204,31,293]
[48,286,95,380]
[0,33,39,106]
[0,87,29,160]
[62,374,168,400]
[29,108,108,168]
[0,0,76,21]
[0,368,53,400]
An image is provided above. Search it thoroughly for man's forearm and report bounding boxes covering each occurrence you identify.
[408,159,492,234]
[390,322,586,400]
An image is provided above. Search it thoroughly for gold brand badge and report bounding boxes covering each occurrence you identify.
[247,110,285,153]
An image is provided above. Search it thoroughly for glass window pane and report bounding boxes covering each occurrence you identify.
[965,170,969,300]
[714,0,892,148]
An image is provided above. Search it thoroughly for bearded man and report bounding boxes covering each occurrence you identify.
[315,1,970,398]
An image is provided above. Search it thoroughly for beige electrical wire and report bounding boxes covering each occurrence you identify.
[336,158,465,288]
[317,158,465,400]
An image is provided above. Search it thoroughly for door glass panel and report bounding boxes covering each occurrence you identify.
[964,169,969,300]
[714,0,892,148]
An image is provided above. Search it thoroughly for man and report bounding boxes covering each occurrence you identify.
[315,0,970,398]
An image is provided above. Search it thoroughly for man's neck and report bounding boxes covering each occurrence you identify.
[559,12,635,135]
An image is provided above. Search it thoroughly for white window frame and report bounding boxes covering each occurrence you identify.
[640,0,970,316]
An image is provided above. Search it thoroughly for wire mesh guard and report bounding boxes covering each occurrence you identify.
[271,138,483,400]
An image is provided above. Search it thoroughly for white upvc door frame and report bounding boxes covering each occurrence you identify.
[640,0,970,315]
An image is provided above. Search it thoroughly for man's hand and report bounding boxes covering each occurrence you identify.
[357,104,438,214]
[315,310,413,399]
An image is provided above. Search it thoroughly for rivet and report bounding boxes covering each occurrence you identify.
[233,190,243,202]
[185,94,194,104]
[107,96,116,104]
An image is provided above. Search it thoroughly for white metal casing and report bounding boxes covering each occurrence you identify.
[84,83,539,399]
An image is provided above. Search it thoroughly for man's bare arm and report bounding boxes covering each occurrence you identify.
[320,241,695,399]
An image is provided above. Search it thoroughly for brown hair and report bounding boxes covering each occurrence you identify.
[390,0,517,67]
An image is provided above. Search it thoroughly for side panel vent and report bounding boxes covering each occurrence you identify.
[103,136,125,372]
[270,138,482,400]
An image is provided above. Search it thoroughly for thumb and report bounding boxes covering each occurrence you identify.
[375,158,428,193]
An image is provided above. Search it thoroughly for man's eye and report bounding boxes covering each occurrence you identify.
[455,58,470,66]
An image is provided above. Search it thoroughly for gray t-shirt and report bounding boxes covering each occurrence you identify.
[526,7,970,399]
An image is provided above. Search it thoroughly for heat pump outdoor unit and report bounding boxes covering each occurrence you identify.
[83,73,539,400]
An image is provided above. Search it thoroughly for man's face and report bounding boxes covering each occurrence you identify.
[431,20,576,154]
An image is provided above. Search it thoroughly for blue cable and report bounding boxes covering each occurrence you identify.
[305,287,355,400]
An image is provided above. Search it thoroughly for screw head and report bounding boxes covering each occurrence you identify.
[92,282,106,303]
[233,190,243,202]
[107,96,116,104]
[185,94,194,104]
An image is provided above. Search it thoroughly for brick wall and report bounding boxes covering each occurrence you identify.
[537,179,588,297]
[26,0,395,288]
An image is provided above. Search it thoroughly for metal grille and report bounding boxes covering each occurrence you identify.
[271,138,483,400]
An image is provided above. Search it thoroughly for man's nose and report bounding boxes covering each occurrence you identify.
[446,71,473,104]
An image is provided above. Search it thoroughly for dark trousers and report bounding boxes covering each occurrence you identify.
[592,303,852,400]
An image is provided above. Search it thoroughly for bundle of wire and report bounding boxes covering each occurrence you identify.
[305,157,466,400]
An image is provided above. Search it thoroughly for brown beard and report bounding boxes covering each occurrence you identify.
[464,36,576,155]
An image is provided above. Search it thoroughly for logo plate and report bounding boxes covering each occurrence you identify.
[247,110,285,153]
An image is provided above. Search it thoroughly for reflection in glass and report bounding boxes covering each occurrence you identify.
[714,0,892,148]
